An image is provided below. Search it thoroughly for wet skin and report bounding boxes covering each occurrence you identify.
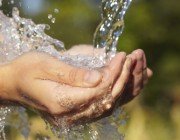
[62,45,152,126]
[0,44,152,127]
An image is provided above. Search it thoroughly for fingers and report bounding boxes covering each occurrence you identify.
[13,52,103,88]
[111,57,133,99]
[105,52,126,81]
[147,68,153,78]
[67,44,104,56]
[32,79,104,115]
[43,57,102,88]
[113,50,144,106]
[136,50,152,86]
[67,44,94,55]
[131,49,144,96]
[115,49,152,106]
[64,67,102,87]
[142,51,148,86]
[131,49,152,96]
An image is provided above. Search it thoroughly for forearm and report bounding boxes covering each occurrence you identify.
[0,63,14,101]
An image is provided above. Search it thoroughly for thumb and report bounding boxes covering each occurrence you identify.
[43,58,102,87]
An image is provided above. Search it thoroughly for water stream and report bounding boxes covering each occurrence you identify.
[94,0,132,63]
[0,0,132,139]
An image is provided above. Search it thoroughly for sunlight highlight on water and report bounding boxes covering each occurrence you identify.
[0,0,132,139]
[94,0,132,63]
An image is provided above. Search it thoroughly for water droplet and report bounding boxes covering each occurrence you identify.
[51,18,56,23]
[54,8,59,14]
[45,24,51,30]
[48,14,52,19]
[10,0,14,4]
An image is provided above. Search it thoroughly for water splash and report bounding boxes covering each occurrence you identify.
[0,107,11,140]
[47,9,59,24]
[5,107,30,139]
[54,8,59,14]
[0,7,64,62]
[48,14,53,19]
[0,106,30,140]
[0,0,132,139]
[93,0,132,63]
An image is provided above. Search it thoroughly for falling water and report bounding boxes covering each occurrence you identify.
[0,0,132,139]
[94,0,132,63]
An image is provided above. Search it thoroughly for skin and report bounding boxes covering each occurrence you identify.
[63,45,152,126]
[0,44,152,127]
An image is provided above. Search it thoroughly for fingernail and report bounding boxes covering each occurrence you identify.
[126,57,132,70]
[84,70,102,86]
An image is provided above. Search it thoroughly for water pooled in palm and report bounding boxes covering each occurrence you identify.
[0,0,132,139]
[94,0,132,62]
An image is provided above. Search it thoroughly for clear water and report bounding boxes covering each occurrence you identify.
[0,0,132,139]
[94,0,132,63]
[0,107,11,140]
[0,106,29,140]
[47,8,59,24]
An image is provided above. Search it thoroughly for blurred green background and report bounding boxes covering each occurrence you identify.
[1,0,180,140]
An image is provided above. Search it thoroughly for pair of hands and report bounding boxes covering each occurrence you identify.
[0,45,152,126]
